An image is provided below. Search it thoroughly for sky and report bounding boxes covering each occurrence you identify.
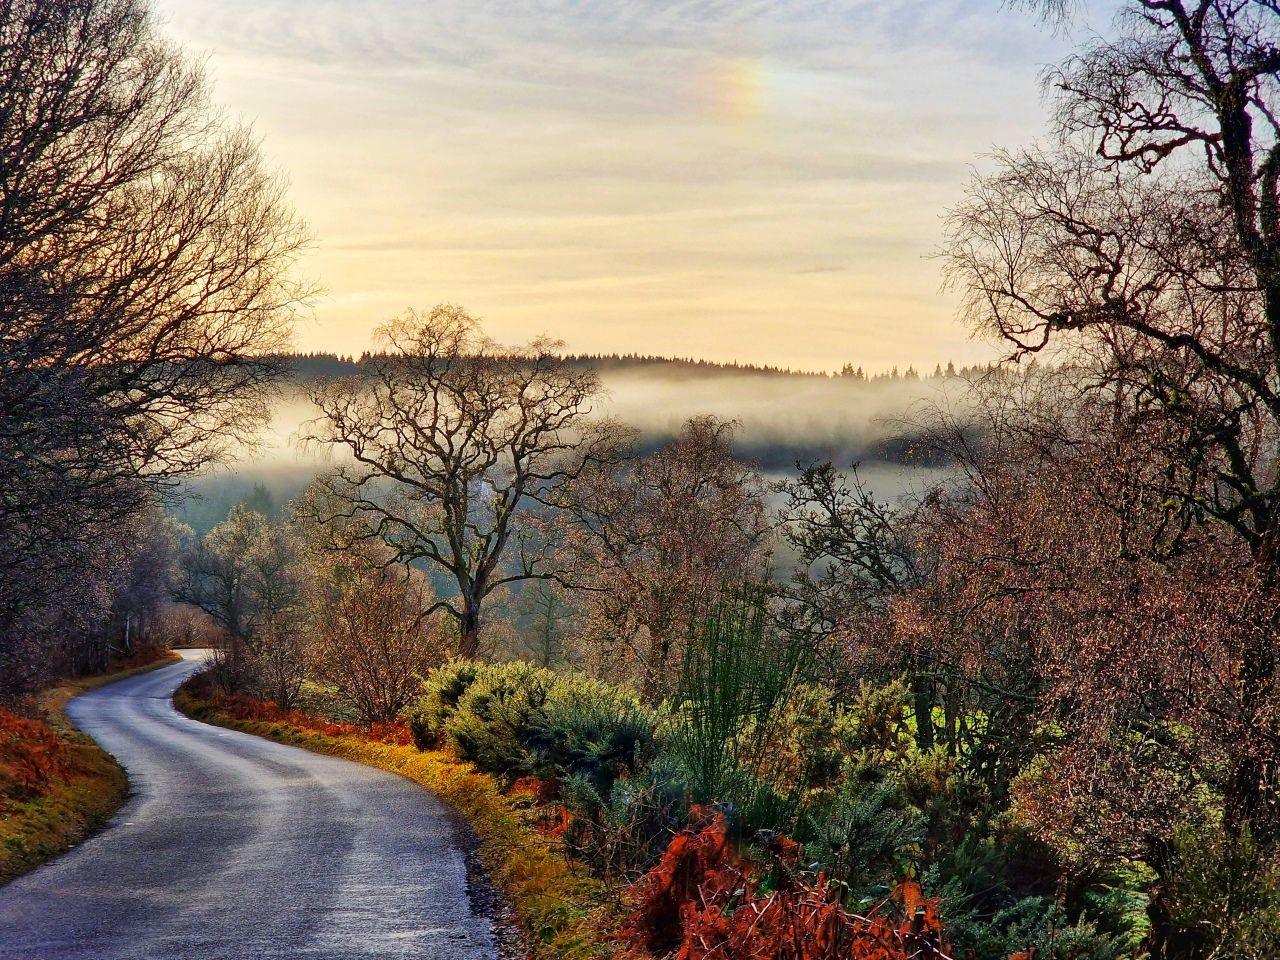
[154,0,1115,372]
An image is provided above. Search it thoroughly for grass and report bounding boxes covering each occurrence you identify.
[0,650,181,885]
[175,684,624,960]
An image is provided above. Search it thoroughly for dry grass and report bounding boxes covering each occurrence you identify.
[0,650,181,885]
[176,685,624,960]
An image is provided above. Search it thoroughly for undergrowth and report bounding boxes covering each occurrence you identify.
[176,667,959,960]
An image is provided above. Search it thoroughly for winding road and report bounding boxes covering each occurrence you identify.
[0,651,497,959]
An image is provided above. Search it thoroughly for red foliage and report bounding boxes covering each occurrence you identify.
[0,709,71,804]
[511,775,560,803]
[621,814,952,960]
[508,777,571,836]
[205,691,412,745]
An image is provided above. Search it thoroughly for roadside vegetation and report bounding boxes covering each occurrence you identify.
[4,1,1280,958]
[1,647,178,884]
[175,674,615,960]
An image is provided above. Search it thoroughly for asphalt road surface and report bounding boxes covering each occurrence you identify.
[0,651,497,960]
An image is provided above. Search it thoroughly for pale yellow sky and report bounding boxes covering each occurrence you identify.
[155,1,1110,372]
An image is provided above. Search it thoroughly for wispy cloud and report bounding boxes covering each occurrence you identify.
[155,0,1118,371]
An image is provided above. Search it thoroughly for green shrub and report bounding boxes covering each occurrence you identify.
[531,674,657,792]
[429,661,659,791]
[407,659,485,749]
[670,588,811,806]
[992,898,1128,960]
[445,661,553,775]
[801,780,926,899]
[1160,822,1280,960]
[838,678,915,765]
[561,756,691,880]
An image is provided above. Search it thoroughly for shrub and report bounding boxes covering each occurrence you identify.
[620,811,953,960]
[307,562,441,725]
[433,661,660,793]
[670,589,811,807]
[561,756,691,880]
[407,659,484,748]
[801,780,926,900]
[1159,823,1280,960]
[444,661,553,775]
[992,898,1128,960]
[531,673,657,792]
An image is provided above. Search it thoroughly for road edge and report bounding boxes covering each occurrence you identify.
[1,651,183,886]
[174,679,623,960]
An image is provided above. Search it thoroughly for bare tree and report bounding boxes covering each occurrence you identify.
[944,0,1280,850]
[775,462,919,632]
[298,305,616,658]
[307,558,441,725]
[178,506,272,642]
[0,0,306,675]
[178,506,307,697]
[105,505,184,657]
[901,382,1280,955]
[251,620,309,712]
[517,580,572,668]
[946,0,1280,565]
[774,462,938,743]
[558,416,770,700]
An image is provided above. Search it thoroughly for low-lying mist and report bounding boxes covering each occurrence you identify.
[172,361,961,535]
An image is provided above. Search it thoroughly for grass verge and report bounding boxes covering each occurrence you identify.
[174,682,622,960]
[0,649,181,885]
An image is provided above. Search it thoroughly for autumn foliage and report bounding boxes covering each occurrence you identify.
[0,709,70,805]
[186,675,413,746]
[621,812,951,960]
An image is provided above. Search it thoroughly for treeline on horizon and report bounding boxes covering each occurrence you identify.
[280,350,1007,383]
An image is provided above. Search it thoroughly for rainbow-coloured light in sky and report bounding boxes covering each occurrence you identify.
[155,0,1094,372]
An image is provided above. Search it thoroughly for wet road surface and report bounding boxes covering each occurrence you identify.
[0,651,496,959]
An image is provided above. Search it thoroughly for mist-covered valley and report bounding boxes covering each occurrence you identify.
[172,354,965,535]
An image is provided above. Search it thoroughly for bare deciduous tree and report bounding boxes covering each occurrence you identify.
[178,506,307,696]
[944,0,1280,851]
[901,382,1280,955]
[179,506,271,642]
[298,305,616,658]
[0,0,306,678]
[558,416,770,699]
[307,558,440,725]
[517,580,573,668]
[946,0,1280,564]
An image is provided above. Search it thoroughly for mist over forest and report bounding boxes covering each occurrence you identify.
[172,352,968,535]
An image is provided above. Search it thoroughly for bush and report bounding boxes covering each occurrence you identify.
[406,659,484,748]
[561,755,691,879]
[420,660,659,792]
[801,780,926,899]
[531,674,657,792]
[992,898,1128,960]
[445,661,553,775]
[1160,823,1280,960]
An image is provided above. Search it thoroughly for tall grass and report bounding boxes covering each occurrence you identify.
[669,587,813,833]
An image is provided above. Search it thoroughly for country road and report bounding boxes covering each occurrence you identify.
[0,651,497,960]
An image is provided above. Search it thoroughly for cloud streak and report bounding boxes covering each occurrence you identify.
[155,0,1118,371]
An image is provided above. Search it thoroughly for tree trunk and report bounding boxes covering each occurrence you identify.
[1228,532,1280,848]
[643,631,674,702]
[911,674,935,752]
[457,601,482,659]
